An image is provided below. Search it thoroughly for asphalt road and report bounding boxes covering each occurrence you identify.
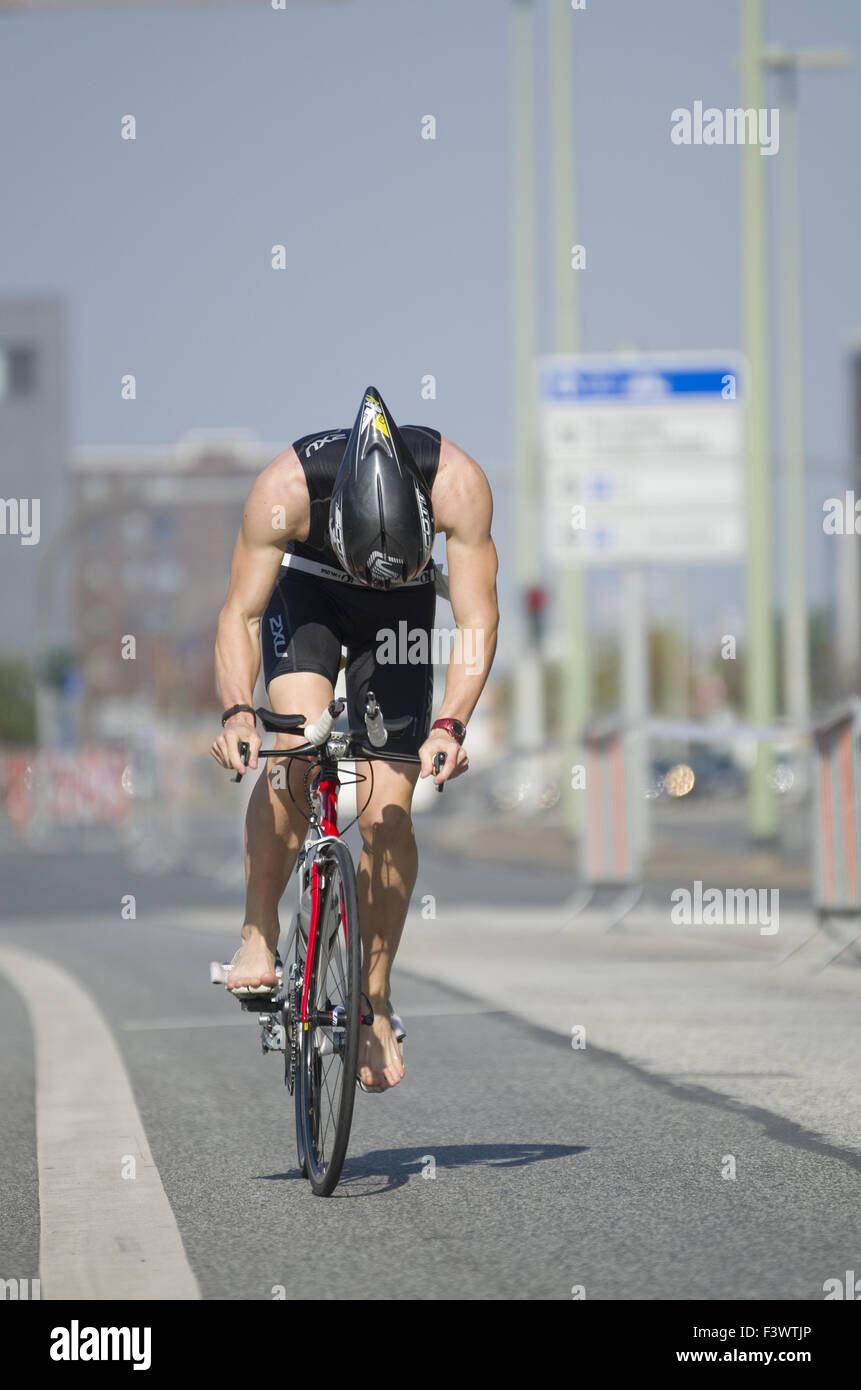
[0,842,859,1301]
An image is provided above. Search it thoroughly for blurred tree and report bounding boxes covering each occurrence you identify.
[0,658,37,744]
[707,609,836,719]
[650,625,682,715]
[806,610,838,707]
[545,638,617,737]
[715,640,744,710]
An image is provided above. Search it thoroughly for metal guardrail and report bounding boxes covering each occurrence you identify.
[579,709,859,926]
[581,721,638,888]
[811,698,861,919]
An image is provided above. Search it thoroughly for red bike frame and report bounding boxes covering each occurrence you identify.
[299,769,341,1025]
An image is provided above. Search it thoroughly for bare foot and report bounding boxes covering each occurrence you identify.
[357,1009,405,1091]
[227,930,279,991]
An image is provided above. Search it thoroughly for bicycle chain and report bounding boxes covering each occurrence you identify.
[284,960,303,1095]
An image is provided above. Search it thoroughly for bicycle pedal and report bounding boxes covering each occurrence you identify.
[240,992,284,1013]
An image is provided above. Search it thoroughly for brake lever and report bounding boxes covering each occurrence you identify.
[433,750,446,793]
[233,741,251,783]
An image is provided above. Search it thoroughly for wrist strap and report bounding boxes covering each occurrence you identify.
[221,704,257,727]
[431,718,466,746]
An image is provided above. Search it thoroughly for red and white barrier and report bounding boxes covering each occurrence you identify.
[812,699,861,919]
[0,749,131,831]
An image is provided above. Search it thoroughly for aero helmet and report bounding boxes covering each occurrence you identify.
[328,386,434,588]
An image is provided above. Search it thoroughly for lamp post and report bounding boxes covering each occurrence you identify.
[759,43,853,733]
[548,0,589,837]
[511,0,544,764]
[739,0,777,844]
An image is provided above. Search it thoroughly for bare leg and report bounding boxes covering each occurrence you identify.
[227,672,334,989]
[354,760,420,1089]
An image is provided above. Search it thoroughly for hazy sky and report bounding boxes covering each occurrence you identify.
[2,0,860,671]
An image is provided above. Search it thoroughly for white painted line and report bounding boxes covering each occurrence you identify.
[0,944,200,1301]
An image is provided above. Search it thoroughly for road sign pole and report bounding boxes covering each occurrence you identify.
[548,0,588,836]
[740,0,778,842]
[773,61,810,732]
[661,569,689,761]
[511,0,543,760]
[621,563,648,863]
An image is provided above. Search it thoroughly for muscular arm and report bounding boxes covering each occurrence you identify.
[422,437,499,777]
[212,450,308,771]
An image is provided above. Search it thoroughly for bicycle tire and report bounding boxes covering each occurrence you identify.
[290,923,310,1180]
[295,838,360,1196]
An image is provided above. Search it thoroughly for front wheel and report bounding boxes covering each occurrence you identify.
[295,838,361,1196]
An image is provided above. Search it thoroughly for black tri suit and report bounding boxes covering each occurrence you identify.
[261,426,442,754]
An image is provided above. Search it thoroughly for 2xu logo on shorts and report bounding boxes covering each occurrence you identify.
[269,614,287,657]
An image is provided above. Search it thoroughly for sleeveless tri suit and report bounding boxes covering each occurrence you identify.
[260,426,442,753]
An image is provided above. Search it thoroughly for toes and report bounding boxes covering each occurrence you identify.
[382,1061,404,1087]
[227,961,276,989]
[358,1068,387,1091]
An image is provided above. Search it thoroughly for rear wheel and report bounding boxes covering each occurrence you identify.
[295,838,360,1196]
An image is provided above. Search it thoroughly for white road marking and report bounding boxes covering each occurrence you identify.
[0,944,200,1301]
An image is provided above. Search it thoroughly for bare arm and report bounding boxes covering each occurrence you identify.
[420,437,499,782]
[211,450,308,773]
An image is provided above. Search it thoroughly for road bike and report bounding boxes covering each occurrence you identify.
[211,694,444,1197]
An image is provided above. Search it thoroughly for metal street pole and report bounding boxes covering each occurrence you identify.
[621,564,649,862]
[511,0,543,760]
[740,0,777,842]
[664,572,689,761]
[548,0,589,836]
[774,62,809,732]
[760,44,853,729]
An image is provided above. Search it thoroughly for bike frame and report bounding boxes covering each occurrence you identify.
[298,760,343,1028]
[227,699,446,1195]
[233,705,437,1043]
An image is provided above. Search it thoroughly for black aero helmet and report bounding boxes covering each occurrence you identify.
[328,386,434,588]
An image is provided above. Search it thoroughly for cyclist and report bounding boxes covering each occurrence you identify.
[210,387,498,1091]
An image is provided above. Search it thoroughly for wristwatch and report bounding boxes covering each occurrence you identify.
[431,717,466,746]
[221,704,257,727]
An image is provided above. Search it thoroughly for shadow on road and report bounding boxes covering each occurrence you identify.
[256,1142,588,1196]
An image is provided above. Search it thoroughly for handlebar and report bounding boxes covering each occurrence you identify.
[230,697,450,790]
[303,697,345,747]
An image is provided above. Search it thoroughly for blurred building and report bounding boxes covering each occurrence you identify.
[69,433,273,733]
[0,0,349,7]
[0,295,68,657]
